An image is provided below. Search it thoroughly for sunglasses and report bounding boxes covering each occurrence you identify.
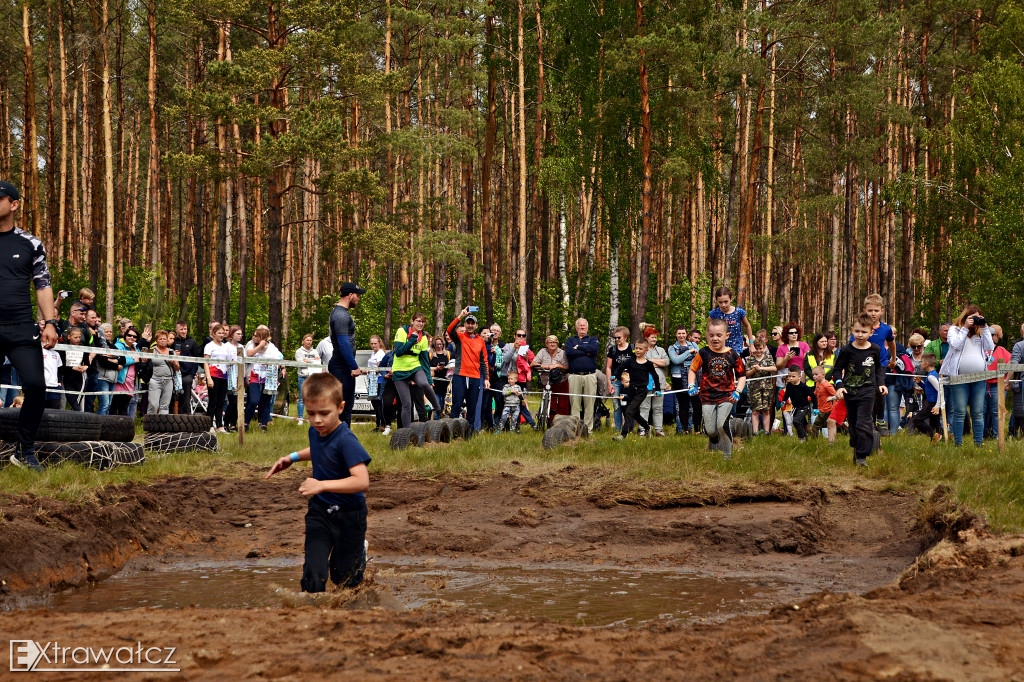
[516,333,526,337]
[126,334,137,339]
[912,344,922,349]
[771,332,780,337]
[613,336,622,341]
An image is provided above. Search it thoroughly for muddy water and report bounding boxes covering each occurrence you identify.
[43,556,790,627]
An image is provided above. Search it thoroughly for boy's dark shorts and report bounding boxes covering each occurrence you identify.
[301,496,367,593]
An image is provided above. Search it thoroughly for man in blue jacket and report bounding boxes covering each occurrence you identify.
[329,282,366,425]
[565,318,599,431]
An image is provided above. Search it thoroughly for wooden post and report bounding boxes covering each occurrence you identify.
[237,358,245,445]
[998,372,1006,453]
[941,378,949,443]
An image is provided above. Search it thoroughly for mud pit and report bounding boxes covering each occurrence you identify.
[3,466,1024,679]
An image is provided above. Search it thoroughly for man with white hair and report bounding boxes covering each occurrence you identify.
[564,318,599,431]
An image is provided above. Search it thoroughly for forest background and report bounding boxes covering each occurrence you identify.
[2,0,1023,356]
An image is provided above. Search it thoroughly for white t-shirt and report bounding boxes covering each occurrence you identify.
[204,341,238,378]
[957,335,988,374]
[43,348,62,389]
[315,336,333,366]
[295,346,323,377]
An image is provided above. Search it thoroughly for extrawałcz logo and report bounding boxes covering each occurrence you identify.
[10,639,178,673]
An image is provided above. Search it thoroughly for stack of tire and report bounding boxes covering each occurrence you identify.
[542,415,589,449]
[0,408,144,470]
[142,414,219,455]
[389,417,467,450]
[729,416,754,440]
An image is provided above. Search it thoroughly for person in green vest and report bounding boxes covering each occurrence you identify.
[392,312,442,427]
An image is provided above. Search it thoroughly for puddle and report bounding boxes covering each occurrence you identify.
[43,556,789,626]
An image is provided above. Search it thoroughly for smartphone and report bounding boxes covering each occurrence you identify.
[59,290,69,299]
[468,306,479,313]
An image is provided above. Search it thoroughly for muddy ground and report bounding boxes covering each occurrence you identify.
[2,465,1023,680]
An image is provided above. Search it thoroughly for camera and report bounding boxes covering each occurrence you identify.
[468,306,479,313]
[58,290,69,299]
[974,316,987,327]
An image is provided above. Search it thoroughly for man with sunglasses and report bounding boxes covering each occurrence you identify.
[0,181,58,471]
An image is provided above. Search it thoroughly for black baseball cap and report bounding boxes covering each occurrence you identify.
[339,282,366,296]
[0,181,19,201]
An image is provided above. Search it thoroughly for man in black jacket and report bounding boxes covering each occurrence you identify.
[172,320,200,414]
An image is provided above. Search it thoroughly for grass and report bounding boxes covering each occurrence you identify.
[2,417,1024,532]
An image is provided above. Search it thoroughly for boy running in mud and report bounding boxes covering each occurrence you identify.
[688,318,746,459]
[830,312,887,467]
[266,373,370,592]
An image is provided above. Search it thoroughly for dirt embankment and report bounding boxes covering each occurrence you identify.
[2,466,922,604]
[4,468,1023,679]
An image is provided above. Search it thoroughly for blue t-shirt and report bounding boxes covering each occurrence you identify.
[849,322,894,367]
[309,423,371,509]
[708,307,747,354]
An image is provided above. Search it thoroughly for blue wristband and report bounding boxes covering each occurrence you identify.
[289,452,300,463]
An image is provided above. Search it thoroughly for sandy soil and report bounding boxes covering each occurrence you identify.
[2,466,1023,680]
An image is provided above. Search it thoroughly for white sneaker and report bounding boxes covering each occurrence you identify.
[382,426,391,436]
[297,419,303,426]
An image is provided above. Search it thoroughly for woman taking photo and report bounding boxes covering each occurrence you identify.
[392,312,443,426]
[775,323,811,379]
[111,327,144,417]
[940,305,995,446]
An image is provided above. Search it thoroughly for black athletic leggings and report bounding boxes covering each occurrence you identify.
[208,376,228,428]
[0,322,46,453]
[621,389,650,436]
[395,370,441,426]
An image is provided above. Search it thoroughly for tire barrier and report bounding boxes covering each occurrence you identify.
[144,431,220,455]
[426,419,452,444]
[453,418,474,440]
[1,440,145,470]
[409,421,431,444]
[729,417,754,440]
[542,423,574,449]
[389,427,421,450]
[1,408,137,443]
[142,413,213,434]
[99,416,137,443]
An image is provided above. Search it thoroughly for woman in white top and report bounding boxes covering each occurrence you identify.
[940,305,995,446]
[223,325,244,432]
[366,334,387,430]
[295,333,322,425]
[244,326,284,431]
[204,324,236,431]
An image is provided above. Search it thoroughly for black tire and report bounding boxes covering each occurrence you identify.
[142,413,212,434]
[33,441,146,470]
[442,418,462,439]
[390,427,414,450]
[453,418,473,440]
[144,431,220,455]
[1,408,104,443]
[542,424,572,450]
[409,421,430,445]
[426,419,452,444]
[99,416,136,443]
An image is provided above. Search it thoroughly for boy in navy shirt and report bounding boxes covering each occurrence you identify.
[849,293,898,430]
[267,373,371,592]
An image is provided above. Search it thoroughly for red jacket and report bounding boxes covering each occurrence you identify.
[447,317,489,380]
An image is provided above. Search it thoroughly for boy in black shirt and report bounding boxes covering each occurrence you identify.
[266,373,371,592]
[830,312,887,466]
[613,338,661,440]
[780,366,815,441]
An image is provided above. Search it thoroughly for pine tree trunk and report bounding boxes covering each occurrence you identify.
[633,0,652,339]
[22,2,42,236]
[101,0,116,322]
[516,0,528,331]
